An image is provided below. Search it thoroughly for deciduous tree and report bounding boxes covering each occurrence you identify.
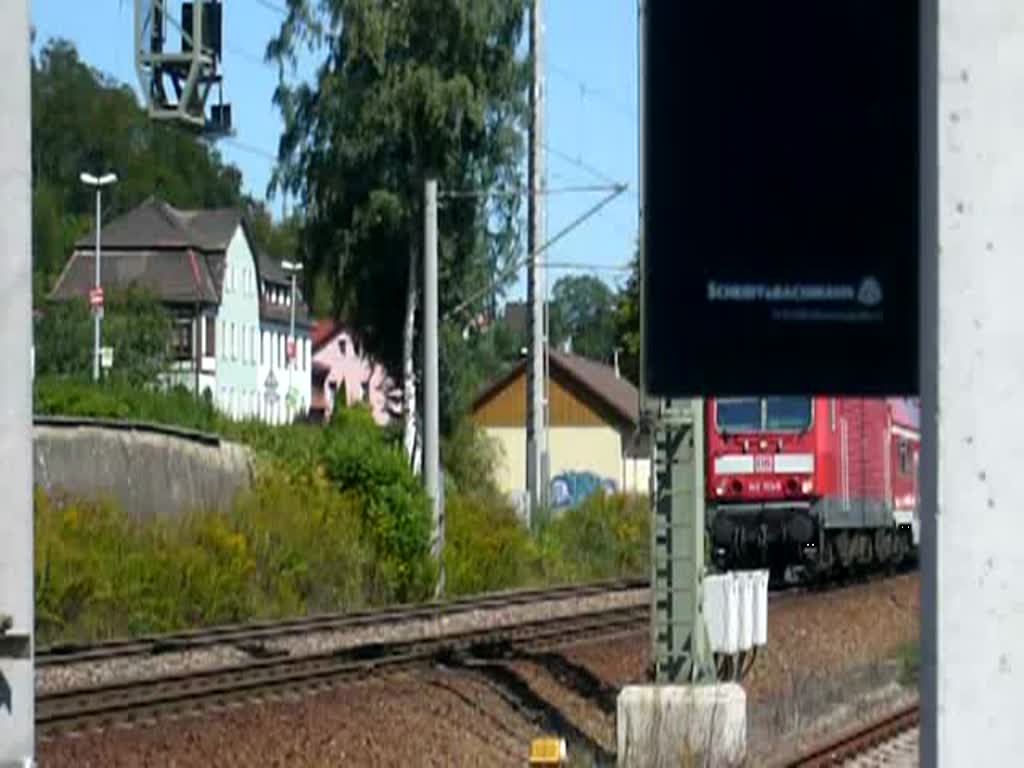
[267,0,530,460]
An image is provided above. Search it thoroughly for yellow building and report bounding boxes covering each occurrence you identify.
[472,350,650,500]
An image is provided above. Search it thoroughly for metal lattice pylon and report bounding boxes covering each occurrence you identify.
[649,397,716,684]
[134,0,232,136]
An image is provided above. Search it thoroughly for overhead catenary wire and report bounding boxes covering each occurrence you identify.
[445,182,628,320]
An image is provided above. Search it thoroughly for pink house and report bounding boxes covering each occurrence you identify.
[310,320,398,425]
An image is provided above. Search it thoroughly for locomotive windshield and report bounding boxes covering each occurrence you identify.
[716,397,812,433]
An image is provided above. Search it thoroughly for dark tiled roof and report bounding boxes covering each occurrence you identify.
[259,299,313,330]
[49,249,220,304]
[473,349,639,428]
[76,197,242,252]
[256,250,313,326]
[256,249,288,285]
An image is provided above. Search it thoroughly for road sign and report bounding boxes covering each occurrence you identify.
[100,346,113,370]
[89,287,103,307]
[642,1,924,397]
[286,338,296,361]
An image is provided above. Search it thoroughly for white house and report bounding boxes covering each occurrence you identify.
[256,250,313,424]
[49,196,312,424]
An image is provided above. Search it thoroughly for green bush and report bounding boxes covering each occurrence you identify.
[443,492,537,596]
[535,492,650,584]
[34,469,377,645]
[320,406,434,603]
[34,291,174,386]
[35,376,221,433]
[33,375,654,644]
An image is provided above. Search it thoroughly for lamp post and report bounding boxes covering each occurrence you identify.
[80,171,118,382]
[281,260,303,418]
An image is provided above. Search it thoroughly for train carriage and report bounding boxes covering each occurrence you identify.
[705,396,920,580]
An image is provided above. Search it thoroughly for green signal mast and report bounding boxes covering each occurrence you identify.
[134,0,232,136]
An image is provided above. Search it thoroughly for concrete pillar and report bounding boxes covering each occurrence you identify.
[617,685,746,768]
[0,1,35,763]
[923,0,1024,764]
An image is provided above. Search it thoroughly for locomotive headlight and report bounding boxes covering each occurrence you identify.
[801,478,814,494]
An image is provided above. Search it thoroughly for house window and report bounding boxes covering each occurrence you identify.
[338,338,347,356]
[361,380,370,402]
[171,318,193,360]
[328,381,338,407]
[205,317,215,357]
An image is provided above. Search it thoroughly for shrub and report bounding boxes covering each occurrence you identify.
[34,290,174,386]
[34,468,378,646]
[34,376,221,433]
[320,406,434,603]
[535,492,650,584]
[443,492,537,596]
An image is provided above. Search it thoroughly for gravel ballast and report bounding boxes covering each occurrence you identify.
[36,587,648,695]
[39,574,920,766]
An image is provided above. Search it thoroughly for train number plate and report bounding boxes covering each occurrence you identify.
[753,454,774,473]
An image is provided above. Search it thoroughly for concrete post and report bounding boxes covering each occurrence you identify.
[526,0,548,526]
[423,178,443,596]
[0,2,36,763]
[924,0,1024,763]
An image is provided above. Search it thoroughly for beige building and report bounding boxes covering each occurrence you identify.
[472,350,650,500]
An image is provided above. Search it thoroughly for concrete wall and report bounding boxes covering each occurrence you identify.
[33,420,254,520]
[483,425,647,496]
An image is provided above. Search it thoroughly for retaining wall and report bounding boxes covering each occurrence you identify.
[33,417,254,520]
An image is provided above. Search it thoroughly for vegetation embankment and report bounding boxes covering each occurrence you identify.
[34,379,649,646]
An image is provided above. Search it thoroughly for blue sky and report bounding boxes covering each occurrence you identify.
[30,1,638,301]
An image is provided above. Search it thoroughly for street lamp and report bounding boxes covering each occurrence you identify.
[80,171,118,382]
[281,260,304,417]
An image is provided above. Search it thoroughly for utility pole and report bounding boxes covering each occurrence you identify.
[81,172,117,382]
[423,179,443,597]
[0,1,35,762]
[526,0,548,527]
[282,260,303,419]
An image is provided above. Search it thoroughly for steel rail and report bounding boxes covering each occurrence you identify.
[37,606,648,738]
[38,578,648,667]
[783,703,920,767]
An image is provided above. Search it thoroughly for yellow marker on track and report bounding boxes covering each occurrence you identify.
[529,737,567,766]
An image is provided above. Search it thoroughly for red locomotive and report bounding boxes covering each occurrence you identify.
[705,396,920,580]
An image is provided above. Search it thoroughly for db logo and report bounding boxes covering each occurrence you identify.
[753,454,774,473]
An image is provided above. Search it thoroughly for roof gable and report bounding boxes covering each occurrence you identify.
[473,350,639,428]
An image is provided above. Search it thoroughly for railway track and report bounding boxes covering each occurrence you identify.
[39,568,916,669]
[783,703,920,767]
[38,577,647,667]
[37,605,647,739]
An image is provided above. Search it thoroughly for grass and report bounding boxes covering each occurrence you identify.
[32,375,652,645]
[35,481,650,646]
[897,642,921,687]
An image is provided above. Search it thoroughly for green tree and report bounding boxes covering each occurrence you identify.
[548,274,617,363]
[35,291,174,385]
[613,246,640,384]
[30,39,249,301]
[267,0,530,451]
